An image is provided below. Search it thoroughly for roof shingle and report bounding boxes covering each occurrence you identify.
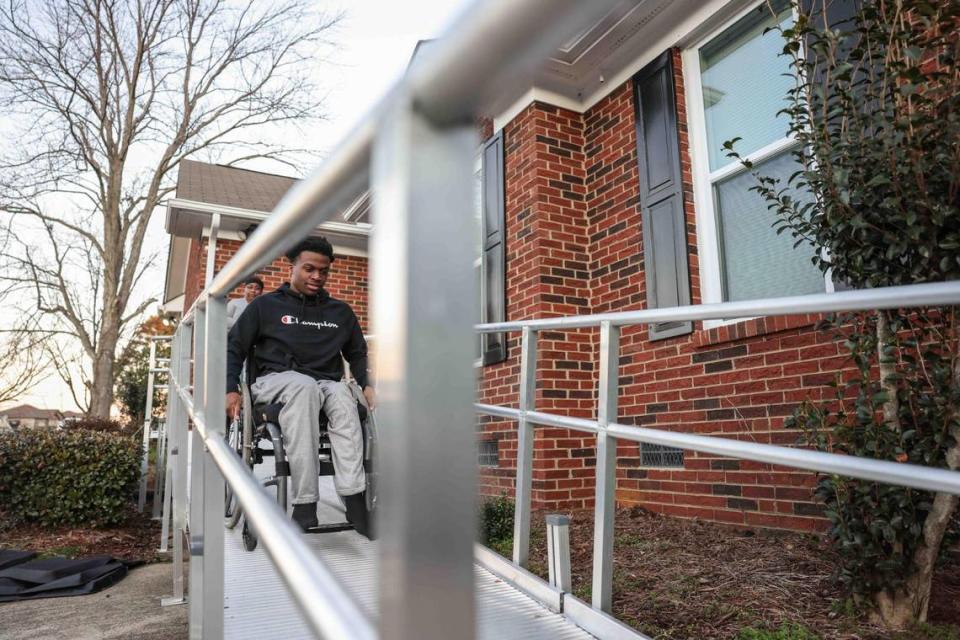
[176,160,299,212]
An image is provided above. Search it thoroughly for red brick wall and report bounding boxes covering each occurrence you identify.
[478,49,853,532]
[183,237,368,332]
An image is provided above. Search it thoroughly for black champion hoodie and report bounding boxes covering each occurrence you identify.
[226,283,369,393]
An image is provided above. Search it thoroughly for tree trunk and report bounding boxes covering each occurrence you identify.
[872,482,959,628]
[88,326,120,418]
[871,313,960,629]
[876,311,901,428]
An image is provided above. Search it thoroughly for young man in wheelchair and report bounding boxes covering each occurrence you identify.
[225,236,375,538]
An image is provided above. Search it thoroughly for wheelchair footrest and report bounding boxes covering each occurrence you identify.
[306,522,354,535]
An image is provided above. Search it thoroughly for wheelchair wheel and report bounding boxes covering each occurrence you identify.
[364,409,379,513]
[224,415,242,527]
[241,517,258,551]
[225,384,255,529]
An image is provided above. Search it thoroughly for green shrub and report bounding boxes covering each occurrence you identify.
[736,623,820,640]
[477,494,514,545]
[63,416,129,435]
[0,428,141,526]
[724,0,960,627]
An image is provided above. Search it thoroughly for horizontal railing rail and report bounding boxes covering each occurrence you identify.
[475,280,960,332]
[473,280,960,613]
[474,404,960,496]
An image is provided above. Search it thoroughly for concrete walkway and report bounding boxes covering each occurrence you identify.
[0,562,187,640]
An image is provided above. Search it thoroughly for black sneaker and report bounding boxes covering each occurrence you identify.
[292,502,319,532]
[343,492,374,540]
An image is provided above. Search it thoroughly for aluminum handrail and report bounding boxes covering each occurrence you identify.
[169,375,376,640]
[473,282,960,614]
[475,280,960,332]
[474,404,960,496]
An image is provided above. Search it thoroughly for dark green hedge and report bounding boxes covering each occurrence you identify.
[477,494,514,545]
[0,428,141,527]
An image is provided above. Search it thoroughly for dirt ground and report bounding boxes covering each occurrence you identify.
[501,506,960,640]
[0,508,166,564]
[3,505,958,639]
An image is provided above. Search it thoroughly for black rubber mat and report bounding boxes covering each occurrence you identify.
[0,552,129,602]
[0,550,36,571]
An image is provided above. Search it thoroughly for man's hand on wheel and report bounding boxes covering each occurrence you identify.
[363,386,376,410]
[226,391,241,419]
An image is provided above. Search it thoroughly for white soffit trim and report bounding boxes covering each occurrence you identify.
[168,197,372,237]
[331,245,368,258]
[490,0,750,127]
[198,225,368,258]
[493,88,586,132]
[162,293,185,315]
[580,0,751,110]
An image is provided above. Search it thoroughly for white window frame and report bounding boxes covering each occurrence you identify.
[474,151,484,368]
[683,0,833,329]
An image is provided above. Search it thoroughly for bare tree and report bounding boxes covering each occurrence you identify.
[0,0,339,416]
[0,323,51,406]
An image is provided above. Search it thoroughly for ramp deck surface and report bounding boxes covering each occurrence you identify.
[222,476,596,639]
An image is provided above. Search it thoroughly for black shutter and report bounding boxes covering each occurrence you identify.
[481,130,506,365]
[633,51,693,341]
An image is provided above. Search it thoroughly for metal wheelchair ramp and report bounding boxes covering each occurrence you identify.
[223,477,597,640]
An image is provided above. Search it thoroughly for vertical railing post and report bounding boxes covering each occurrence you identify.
[592,320,619,612]
[188,305,207,639]
[162,325,190,605]
[159,335,180,550]
[138,339,158,511]
[152,416,167,520]
[546,514,572,592]
[513,326,537,567]
[201,295,226,639]
[371,91,477,640]
[153,337,171,520]
[205,214,221,285]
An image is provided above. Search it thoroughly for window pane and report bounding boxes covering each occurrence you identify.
[715,151,824,301]
[700,0,793,172]
[475,261,482,359]
[474,160,483,259]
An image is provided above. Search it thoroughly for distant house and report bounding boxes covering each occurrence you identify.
[0,405,83,431]
[161,160,370,324]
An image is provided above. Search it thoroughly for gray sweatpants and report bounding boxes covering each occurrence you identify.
[251,371,366,503]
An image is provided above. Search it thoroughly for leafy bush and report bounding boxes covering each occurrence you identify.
[725,0,960,627]
[478,494,514,545]
[736,624,820,640]
[0,428,141,526]
[63,416,130,435]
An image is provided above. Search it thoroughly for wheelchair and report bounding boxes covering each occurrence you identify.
[224,361,378,552]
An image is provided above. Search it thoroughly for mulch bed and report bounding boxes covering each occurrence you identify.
[0,508,166,565]
[515,506,960,640]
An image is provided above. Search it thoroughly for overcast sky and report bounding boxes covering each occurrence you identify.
[12,0,473,412]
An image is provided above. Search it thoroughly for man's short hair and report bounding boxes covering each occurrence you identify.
[244,276,264,290]
[286,236,335,263]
